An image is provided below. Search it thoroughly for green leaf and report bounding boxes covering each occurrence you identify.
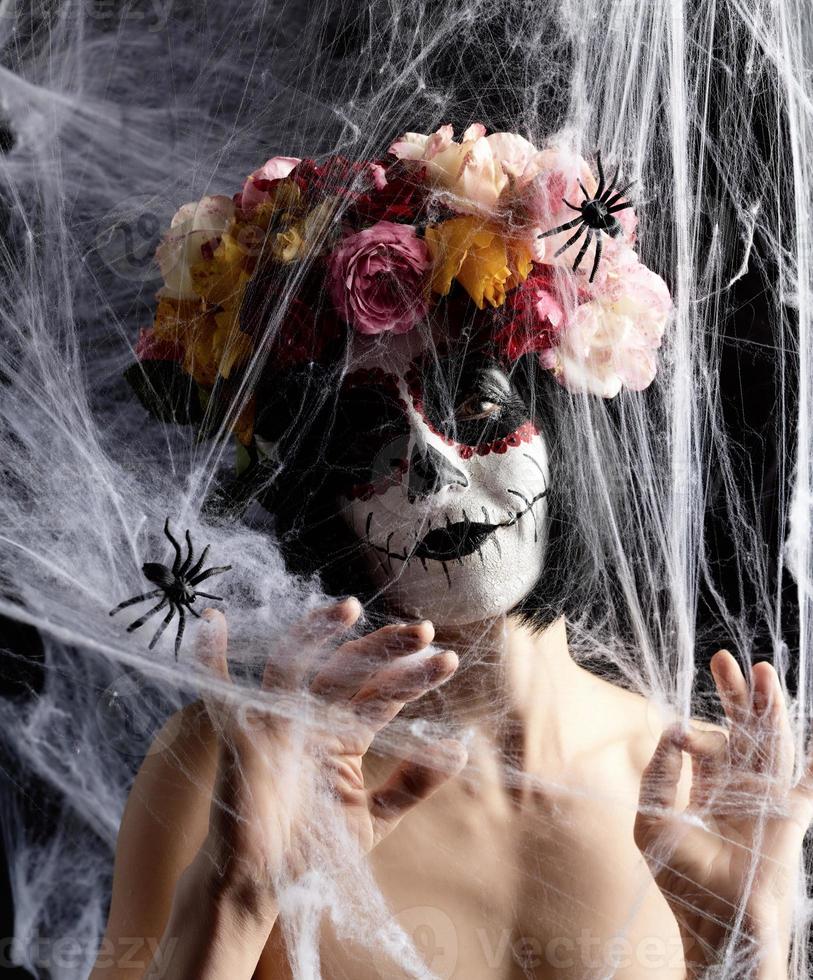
[235,439,253,476]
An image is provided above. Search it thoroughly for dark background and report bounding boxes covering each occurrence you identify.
[0,3,803,973]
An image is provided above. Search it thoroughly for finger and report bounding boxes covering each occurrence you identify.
[710,649,749,720]
[633,726,685,856]
[350,650,459,731]
[794,739,813,824]
[672,726,729,810]
[369,738,468,834]
[750,661,794,783]
[309,621,435,700]
[262,596,362,691]
[710,649,751,760]
[194,608,233,730]
[195,608,230,683]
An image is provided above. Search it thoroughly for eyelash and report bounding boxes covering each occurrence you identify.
[453,394,505,422]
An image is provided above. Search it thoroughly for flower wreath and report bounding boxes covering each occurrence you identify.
[130,125,673,452]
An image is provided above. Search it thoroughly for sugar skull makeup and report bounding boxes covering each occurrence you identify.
[333,349,550,625]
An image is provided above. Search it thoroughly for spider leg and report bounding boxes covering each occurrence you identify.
[127,597,169,633]
[174,606,187,660]
[187,605,202,619]
[109,589,164,615]
[598,165,620,202]
[589,233,604,283]
[577,180,589,201]
[595,151,605,199]
[178,529,195,576]
[195,591,224,601]
[604,181,636,208]
[607,200,635,214]
[164,519,183,574]
[562,198,582,213]
[148,604,176,650]
[190,564,232,586]
[186,544,210,580]
[571,228,593,273]
[538,216,582,239]
[553,224,587,258]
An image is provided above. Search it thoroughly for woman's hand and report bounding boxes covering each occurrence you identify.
[190,598,466,923]
[634,651,813,979]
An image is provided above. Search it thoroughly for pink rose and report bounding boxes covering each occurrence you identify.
[239,156,301,213]
[327,221,431,335]
[540,258,672,397]
[518,145,638,271]
[390,123,540,214]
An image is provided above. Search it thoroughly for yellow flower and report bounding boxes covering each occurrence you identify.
[248,178,301,231]
[272,223,305,262]
[189,231,253,309]
[271,198,339,264]
[152,296,202,347]
[424,216,532,309]
[181,313,253,387]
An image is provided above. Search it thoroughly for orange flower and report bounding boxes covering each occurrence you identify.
[424,216,532,309]
[181,313,253,387]
[189,232,253,309]
[152,296,204,348]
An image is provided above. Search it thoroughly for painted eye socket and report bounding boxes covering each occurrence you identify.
[413,358,531,449]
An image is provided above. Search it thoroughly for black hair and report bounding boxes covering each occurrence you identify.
[215,333,597,633]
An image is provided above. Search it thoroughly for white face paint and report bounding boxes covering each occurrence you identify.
[336,349,550,626]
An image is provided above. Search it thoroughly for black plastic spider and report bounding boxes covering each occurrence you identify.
[109,519,231,659]
[538,152,635,282]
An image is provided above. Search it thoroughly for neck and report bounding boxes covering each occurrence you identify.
[420,614,598,772]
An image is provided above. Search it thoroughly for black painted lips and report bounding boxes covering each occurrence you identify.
[413,520,497,562]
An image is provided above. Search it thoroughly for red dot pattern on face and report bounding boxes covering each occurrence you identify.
[404,366,538,459]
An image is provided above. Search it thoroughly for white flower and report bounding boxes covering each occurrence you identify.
[389,123,539,213]
[518,144,638,270]
[541,258,672,397]
[156,195,236,300]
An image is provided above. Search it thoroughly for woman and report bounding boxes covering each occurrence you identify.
[91,130,812,979]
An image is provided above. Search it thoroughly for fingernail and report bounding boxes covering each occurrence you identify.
[331,597,361,618]
[403,620,434,638]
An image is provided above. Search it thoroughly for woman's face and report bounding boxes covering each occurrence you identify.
[332,348,550,625]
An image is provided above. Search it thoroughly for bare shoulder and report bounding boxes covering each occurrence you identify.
[90,702,218,977]
[579,669,725,785]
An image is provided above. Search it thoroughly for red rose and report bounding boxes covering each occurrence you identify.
[272,296,343,370]
[348,162,430,224]
[135,327,183,363]
[493,265,565,360]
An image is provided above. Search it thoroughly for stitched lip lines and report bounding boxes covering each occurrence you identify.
[364,486,549,573]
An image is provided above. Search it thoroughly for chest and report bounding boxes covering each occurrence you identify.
[256,771,685,980]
